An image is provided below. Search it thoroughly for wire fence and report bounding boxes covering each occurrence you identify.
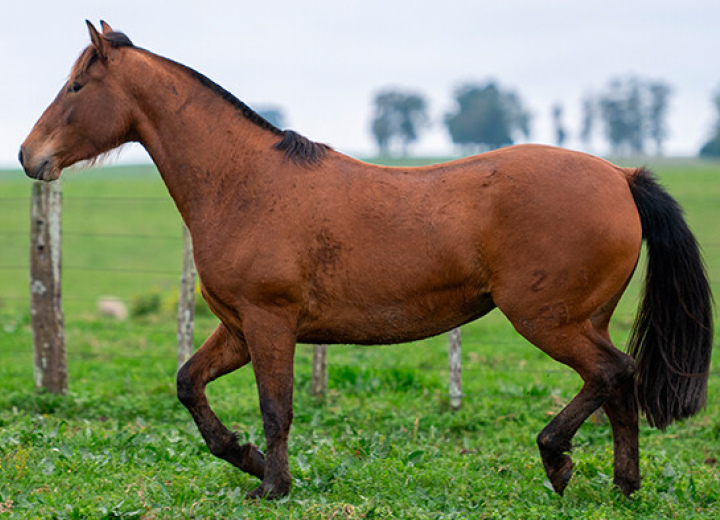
[2,185,720,404]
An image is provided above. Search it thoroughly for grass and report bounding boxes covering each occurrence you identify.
[1,157,719,518]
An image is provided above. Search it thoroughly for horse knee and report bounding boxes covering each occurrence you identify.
[206,435,233,459]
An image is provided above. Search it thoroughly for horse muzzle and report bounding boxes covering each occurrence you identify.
[18,144,61,182]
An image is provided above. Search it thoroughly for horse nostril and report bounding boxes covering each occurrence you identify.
[18,146,25,168]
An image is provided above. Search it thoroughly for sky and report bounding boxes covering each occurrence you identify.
[2,0,720,168]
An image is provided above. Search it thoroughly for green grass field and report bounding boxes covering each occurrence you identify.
[1,158,719,519]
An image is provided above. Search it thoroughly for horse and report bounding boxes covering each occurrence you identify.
[20,21,713,500]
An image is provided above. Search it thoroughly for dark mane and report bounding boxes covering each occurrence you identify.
[180,63,284,137]
[149,51,330,167]
[273,131,329,167]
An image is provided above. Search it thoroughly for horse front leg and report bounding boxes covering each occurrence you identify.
[176,323,266,479]
[242,308,297,500]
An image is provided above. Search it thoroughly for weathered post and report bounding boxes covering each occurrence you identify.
[177,223,196,371]
[448,327,462,410]
[312,344,328,398]
[30,181,67,394]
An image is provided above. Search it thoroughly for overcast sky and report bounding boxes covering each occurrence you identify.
[2,0,719,167]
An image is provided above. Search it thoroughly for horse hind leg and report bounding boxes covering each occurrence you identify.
[521,322,636,495]
[601,375,640,495]
[585,286,641,496]
[176,323,266,479]
[591,305,641,496]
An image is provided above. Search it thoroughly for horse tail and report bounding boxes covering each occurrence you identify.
[626,167,713,430]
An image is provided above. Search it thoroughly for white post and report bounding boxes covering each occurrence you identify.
[177,223,196,371]
[312,344,328,397]
[448,327,462,410]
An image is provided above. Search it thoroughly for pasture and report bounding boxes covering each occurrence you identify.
[1,159,719,519]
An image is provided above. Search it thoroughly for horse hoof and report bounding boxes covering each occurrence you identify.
[549,456,574,496]
[245,482,290,501]
[245,485,267,500]
[613,476,640,497]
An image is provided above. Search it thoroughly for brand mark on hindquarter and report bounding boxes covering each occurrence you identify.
[531,270,547,292]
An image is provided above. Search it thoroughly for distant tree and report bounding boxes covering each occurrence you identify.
[580,95,595,150]
[444,81,531,152]
[625,80,645,154]
[699,87,720,157]
[598,76,673,156]
[648,83,672,155]
[370,90,429,157]
[371,116,392,157]
[599,82,632,155]
[552,103,567,148]
[256,107,286,129]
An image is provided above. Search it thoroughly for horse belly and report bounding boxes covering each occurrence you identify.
[298,286,495,345]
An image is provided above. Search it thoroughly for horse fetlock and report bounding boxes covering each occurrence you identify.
[240,443,266,479]
[536,429,571,456]
[205,435,264,474]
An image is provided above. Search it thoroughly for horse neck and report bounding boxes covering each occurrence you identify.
[125,52,278,229]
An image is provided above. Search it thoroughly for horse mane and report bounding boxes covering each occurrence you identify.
[174,61,330,167]
[273,131,329,167]
[86,30,329,167]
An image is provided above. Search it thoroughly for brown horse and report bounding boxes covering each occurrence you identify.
[20,21,713,500]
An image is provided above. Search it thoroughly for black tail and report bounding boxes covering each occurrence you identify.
[627,168,713,430]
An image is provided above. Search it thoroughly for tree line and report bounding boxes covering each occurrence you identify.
[369,76,720,158]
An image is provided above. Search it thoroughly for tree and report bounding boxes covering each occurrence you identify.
[599,78,643,155]
[444,82,531,153]
[552,103,567,148]
[597,76,672,156]
[580,95,595,150]
[699,86,720,157]
[648,83,672,156]
[370,90,429,157]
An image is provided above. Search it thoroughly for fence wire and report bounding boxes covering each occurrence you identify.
[2,190,720,398]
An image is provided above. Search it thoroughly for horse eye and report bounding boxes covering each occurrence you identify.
[68,82,83,93]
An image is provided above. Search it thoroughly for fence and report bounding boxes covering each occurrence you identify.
[9,181,471,406]
[3,177,719,409]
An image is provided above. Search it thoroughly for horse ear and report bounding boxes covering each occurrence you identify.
[86,20,107,60]
[100,20,113,34]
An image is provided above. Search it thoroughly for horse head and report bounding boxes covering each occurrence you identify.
[19,21,136,181]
